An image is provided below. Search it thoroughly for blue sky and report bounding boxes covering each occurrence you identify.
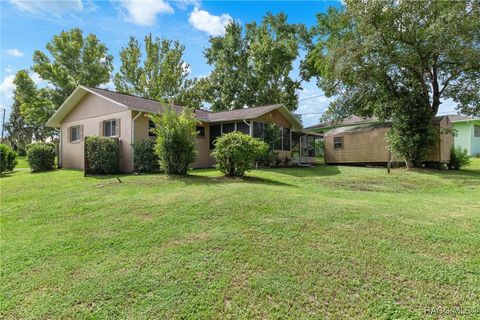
[0,0,456,130]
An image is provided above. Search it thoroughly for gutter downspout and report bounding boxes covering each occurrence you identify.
[131,111,142,172]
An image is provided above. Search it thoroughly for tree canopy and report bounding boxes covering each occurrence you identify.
[32,28,113,108]
[204,13,309,112]
[302,0,480,119]
[114,34,189,104]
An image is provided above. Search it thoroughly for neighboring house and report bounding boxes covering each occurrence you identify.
[449,115,480,156]
[306,116,454,164]
[46,86,321,172]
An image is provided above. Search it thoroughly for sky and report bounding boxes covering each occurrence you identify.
[0,0,457,132]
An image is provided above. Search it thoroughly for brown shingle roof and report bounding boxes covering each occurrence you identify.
[85,86,185,114]
[202,104,283,122]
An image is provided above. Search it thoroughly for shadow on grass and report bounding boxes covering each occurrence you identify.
[86,170,297,188]
[262,164,342,178]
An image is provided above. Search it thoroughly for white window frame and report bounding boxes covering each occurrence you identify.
[69,125,81,143]
[103,119,117,137]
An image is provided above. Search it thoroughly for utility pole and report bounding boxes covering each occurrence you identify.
[1,108,5,141]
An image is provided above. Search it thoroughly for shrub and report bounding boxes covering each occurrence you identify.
[212,131,268,177]
[0,144,18,173]
[150,108,197,175]
[132,139,160,173]
[449,146,471,170]
[85,136,119,174]
[26,142,56,172]
[257,149,281,167]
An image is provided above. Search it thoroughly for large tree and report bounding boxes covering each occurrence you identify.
[114,34,189,103]
[32,28,113,108]
[13,70,56,141]
[4,99,33,154]
[204,13,309,112]
[302,0,480,165]
[303,0,480,118]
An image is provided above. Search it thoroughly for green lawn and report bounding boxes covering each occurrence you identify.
[15,156,29,169]
[1,160,479,319]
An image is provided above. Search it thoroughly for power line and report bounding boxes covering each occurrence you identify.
[298,95,325,102]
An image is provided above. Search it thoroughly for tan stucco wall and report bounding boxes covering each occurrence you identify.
[60,93,133,172]
[425,117,454,162]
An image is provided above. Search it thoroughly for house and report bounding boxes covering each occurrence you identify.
[306,116,454,164]
[449,115,480,156]
[46,85,321,172]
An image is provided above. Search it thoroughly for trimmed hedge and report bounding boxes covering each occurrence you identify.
[26,142,56,172]
[0,144,18,173]
[132,139,160,173]
[212,132,268,177]
[85,136,119,174]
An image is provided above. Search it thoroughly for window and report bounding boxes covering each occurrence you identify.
[104,119,117,137]
[334,136,343,150]
[196,126,205,137]
[282,127,290,151]
[149,120,156,137]
[69,125,80,142]
[209,124,221,149]
[474,125,480,138]
[222,123,235,134]
[236,122,250,134]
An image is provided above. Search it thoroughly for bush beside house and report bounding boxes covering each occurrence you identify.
[0,144,18,173]
[449,146,471,170]
[85,136,119,174]
[132,139,160,173]
[26,143,56,172]
[150,108,197,175]
[212,132,268,177]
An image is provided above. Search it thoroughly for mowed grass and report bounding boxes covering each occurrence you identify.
[1,160,479,319]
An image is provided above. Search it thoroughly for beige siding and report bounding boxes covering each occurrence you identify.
[325,126,391,163]
[60,93,133,172]
[193,123,213,168]
[325,120,454,164]
[254,109,291,128]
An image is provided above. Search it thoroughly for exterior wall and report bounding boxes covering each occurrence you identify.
[60,93,133,172]
[324,126,392,164]
[325,121,454,164]
[132,112,214,168]
[453,120,480,156]
[253,109,291,129]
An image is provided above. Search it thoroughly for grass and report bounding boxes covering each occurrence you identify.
[15,156,29,169]
[1,159,479,319]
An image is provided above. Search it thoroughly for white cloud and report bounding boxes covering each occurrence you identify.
[188,7,232,36]
[296,86,332,127]
[4,48,24,58]
[9,0,83,15]
[175,0,200,10]
[117,0,174,26]
[0,75,16,100]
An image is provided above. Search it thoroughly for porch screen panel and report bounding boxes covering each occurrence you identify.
[236,122,250,134]
[222,123,235,134]
[210,124,221,149]
[291,132,301,158]
[253,122,263,138]
[307,135,316,157]
[274,126,282,150]
[282,128,290,150]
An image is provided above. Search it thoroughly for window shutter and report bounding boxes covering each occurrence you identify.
[116,118,121,137]
[80,125,84,141]
[99,121,104,136]
[66,127,70,143]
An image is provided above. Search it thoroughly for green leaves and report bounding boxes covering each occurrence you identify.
[32,28,113,107]
[204,13,308,112]
[114,34,189,104]
[150,108,198,175]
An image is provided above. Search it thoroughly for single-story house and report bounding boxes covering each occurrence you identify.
[306,116,454,164]
[449,115,480,156]
[46,85,321,172]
